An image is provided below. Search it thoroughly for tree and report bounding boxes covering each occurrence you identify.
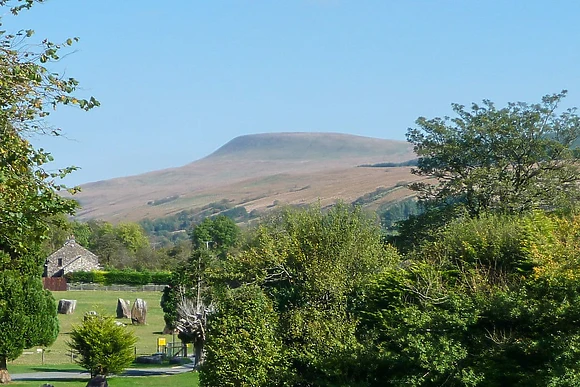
[406,91,580,217]
[42,214,74,257]
[216,203,398,385]
[87,220,165,270]
[0,272,59,382]
[191,215,240,258]
[356,212,580,386]
[161,215,241,366]
[355,266,480,387]
[114,222,150,253]
[68,313,137,380]
[0,1,97,382]
[201,285,286,387]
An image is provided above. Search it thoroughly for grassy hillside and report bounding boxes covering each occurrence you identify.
[70,132,420,222]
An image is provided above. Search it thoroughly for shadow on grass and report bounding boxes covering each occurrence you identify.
[123,369,173,376]
[30,367,84,373]
[15,377,88,382]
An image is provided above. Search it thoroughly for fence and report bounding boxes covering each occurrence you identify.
[18,345,175,366]
[43,277,67,291]
[165,342,193,357]
[66,283,167,292]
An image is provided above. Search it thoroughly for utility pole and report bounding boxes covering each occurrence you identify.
[196,241,212,314]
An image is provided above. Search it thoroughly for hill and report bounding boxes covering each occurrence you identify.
[71,132,423,222]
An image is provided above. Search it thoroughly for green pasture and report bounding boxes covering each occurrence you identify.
[11,290,178,367]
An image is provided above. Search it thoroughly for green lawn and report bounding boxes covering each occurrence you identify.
[11,371,199,386]
[11,290,179,366]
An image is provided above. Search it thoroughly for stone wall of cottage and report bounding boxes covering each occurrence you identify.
[45,239,100,277]
[61,255,101,275]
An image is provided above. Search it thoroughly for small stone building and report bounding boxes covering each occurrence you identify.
[44,237,100,277]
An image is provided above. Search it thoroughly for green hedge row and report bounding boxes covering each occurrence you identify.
[65,270,172,285]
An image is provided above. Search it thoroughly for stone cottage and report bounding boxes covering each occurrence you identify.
[44,237,100,277]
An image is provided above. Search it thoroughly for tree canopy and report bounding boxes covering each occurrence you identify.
[0,1,97,381]
[190,215,240,258]
[407,91,580,217]
[201,285,285,387]
[201,204,398,385]
[356,212,580,386]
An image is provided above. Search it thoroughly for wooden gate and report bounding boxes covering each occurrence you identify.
[42,277,67,291]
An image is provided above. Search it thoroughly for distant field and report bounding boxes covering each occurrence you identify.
[11,290,173,367]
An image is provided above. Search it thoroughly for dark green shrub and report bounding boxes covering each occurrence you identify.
[151,271,172,284]
[104,269,150,285]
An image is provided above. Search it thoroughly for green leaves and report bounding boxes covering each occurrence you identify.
[1,15,99,130]
[202,285,285,387]
[355,212,580,386]
[0,0,96,375]
[205,203,397,385]
[67,313,137,377]
[0,274,58,364]
[190,215,240,258]
[407,91,580,218]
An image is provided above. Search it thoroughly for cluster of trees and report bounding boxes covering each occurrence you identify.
[377,197,420,230]
[352,186,401,206]
[356,212,580,386]
[201,203,398,385]
[359,158,419,168]
[0,0,100,382]
[161,216,242,349]
[194,209,580,386]
[159,92,580,386]
[140,199,257,246]
[44,196,423,275]
[44,217,191,271]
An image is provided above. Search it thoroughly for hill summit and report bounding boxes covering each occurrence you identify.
[206,132,412,161]
[72,132,419,222]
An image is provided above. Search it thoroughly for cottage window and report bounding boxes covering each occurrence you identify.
[58,258,63,267]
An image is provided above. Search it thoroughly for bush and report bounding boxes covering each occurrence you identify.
[201,285,286,387]
[65,270,106,284]
[67,313,137,378]
[65,269,171,285]
[151,271,172,284]
[105,269,151,285]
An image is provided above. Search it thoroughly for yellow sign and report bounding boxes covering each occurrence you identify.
[157,338,166,346]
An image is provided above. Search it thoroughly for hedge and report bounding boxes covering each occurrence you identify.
[65,270,172,286]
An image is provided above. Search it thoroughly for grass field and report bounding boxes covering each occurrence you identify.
[11,290,178,367]
[11,371,199,386]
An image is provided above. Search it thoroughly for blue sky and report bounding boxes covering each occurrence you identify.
[2,0,579,185]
